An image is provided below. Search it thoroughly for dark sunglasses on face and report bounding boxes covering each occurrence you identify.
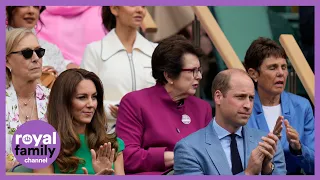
[9,48,45,59]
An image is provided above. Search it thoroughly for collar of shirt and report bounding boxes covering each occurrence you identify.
[213,117,243,140]
[101,28,155,60]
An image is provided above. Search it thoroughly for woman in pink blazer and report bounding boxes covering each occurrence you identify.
[116,35,212,174]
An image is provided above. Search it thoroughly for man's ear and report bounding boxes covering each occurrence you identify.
[213,90,223,105]
[248,68,259,82]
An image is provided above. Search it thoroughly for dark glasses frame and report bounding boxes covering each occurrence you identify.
[9,48,45,59]
[181,67,203,77]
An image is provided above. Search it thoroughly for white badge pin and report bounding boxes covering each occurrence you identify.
[181,114,191,124]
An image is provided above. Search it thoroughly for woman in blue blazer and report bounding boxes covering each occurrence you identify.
[244,37,314,175]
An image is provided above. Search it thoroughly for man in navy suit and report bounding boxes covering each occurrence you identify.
[174,69,286,175]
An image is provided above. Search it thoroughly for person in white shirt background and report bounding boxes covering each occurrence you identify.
[81,6,157,133]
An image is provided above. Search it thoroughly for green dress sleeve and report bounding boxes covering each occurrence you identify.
[111,137,125,172]
[116,137,125,152]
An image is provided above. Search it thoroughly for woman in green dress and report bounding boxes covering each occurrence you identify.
[34,69,125,175]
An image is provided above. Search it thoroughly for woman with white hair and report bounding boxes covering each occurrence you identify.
[6,28,50,171]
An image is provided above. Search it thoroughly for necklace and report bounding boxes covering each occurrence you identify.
[18,93,36,122]
[17,92,35,106]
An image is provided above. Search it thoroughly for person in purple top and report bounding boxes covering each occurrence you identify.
[116,35,212,175]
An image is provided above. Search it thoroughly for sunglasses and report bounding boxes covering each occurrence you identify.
[9,48,45,59]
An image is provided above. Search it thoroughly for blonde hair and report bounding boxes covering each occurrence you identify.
[6,28,35,88]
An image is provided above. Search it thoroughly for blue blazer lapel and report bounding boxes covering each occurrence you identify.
[254,92,270,132]
[280,91,293,143]
[205,121,232,175]
[243,126,256,169]
[280,91,292,122]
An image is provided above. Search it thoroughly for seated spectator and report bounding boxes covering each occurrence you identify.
[6,28,50,171]
[36,6,106,65]
[244,37,314,175]
[116,35,212,174]
[6,6,78,75]
[174,69,286,175]
[34,69,125,175]
[81,6,157,133]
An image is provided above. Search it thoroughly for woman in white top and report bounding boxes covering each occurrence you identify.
[81,6,157,133]
[6,28,50,171]
[6,6,78,75]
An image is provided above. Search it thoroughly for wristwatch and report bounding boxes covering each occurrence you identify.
[267,163,275,175]
[262,163,275,175]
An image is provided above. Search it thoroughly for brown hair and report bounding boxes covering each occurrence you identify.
[211,69,249,96]
[151,35,204,85]
[244,37,287,72]
[101,6,116,31]
[47,69,118,173]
